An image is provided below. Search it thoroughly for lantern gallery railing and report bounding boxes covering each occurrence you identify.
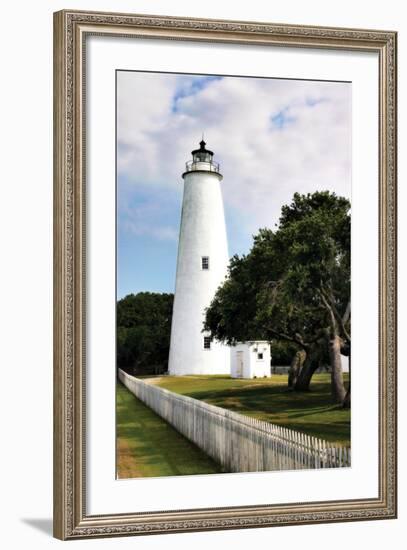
[118,370,351,473]
[185,160,220,173]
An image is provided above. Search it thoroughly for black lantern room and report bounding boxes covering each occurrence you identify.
[191,139,214,163]
[183,139,221,178]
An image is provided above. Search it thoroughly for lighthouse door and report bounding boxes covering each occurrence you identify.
[236,351,244,378]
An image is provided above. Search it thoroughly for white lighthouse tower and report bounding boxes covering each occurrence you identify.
[168,140,230,375]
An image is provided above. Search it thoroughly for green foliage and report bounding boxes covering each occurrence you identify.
[277,191,350,313]
[204,191,351,354]
[269,340,298,365]
[117,292,174,375]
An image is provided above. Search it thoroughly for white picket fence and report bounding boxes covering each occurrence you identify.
[118,369,350,473]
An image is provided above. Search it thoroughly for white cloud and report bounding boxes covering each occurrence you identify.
[117,71,351,248]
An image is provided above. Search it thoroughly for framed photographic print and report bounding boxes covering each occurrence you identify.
[53,9,397,540]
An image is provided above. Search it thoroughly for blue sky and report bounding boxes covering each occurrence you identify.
[117,71,351,299]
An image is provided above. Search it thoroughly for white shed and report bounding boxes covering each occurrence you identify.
[230,341,271,379]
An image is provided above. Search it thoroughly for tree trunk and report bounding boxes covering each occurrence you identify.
[288,349,306,388]
[342,349,351,408]
[329,335,346,403]
[294,344,321,391]
[342,387,351,408]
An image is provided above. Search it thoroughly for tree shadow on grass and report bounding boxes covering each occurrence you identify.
[181,382,350,444]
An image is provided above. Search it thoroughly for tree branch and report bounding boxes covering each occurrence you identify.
[317,288,338,337]
[341,300,351,342]
[267,328,309,350]
[342,300,351,325]
[319,286,351,343]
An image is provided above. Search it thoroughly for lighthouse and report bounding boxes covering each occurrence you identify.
[168,140,230,375]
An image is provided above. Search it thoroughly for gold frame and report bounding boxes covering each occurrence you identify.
[53,9,397,540]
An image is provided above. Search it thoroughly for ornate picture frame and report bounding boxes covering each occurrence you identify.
[53,9,397,540]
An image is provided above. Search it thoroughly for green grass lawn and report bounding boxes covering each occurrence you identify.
[153,373,350,446]
[116,381,223,478]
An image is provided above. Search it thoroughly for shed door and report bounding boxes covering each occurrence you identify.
[236,351,244,378]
